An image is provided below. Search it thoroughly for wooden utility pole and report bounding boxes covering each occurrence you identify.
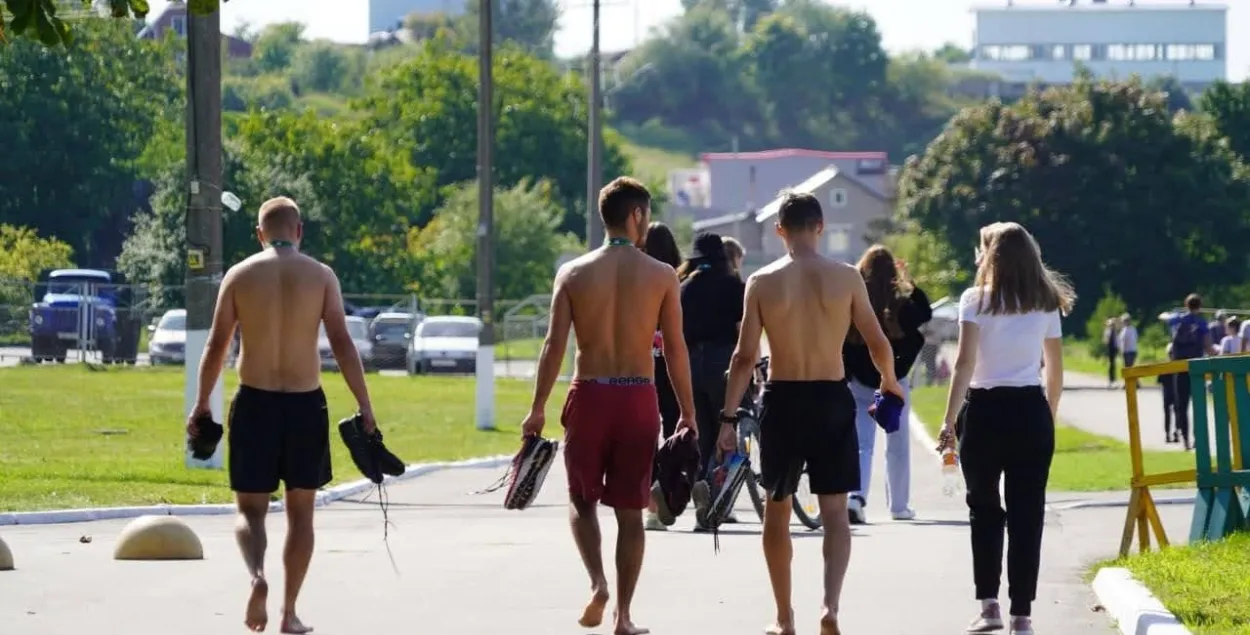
[183,7,225,468]
[474,0,496,431]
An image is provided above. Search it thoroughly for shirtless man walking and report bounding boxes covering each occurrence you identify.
[520,177,697,635]
[187,196,377,634]
[719,191,902,635]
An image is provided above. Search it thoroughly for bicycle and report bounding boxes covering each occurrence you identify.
[735,356,823,530]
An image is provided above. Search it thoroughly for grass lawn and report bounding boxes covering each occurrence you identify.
[1063,339,1165,378]
[910,385,1195,491]
[0,365,566,512]
[1098,532,1250,634]
[619,140,695,187]
[495,337,543,360]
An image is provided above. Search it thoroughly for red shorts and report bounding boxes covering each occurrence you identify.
[561,378,661,509]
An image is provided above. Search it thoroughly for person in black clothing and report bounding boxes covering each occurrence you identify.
[843,245,931,525]
[678,233,746,527]
[642,222,685,531]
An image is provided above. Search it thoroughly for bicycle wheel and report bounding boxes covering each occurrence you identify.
[738,417,766,521]
[791,471,823,530]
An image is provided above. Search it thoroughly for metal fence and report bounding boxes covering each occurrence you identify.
[0,278,553,371]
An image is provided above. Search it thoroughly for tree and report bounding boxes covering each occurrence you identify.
[459,0,559,60]
[0,224,74,281]
[290,40,365,94]
[252,22,305,73]
[932,42,971,64]
[410,180,580,300]
[0,18,181,266]
[897,76,1250,324]
[1146,76,1194,114]
[1199,80,1250,162]
[357,40,630,237]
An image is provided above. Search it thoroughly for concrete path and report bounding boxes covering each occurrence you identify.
[0,431,1191,635]
[1059,370,1215,452]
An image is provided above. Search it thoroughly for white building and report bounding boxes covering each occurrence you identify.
[369,0,462,34]
[970,0,1227,94]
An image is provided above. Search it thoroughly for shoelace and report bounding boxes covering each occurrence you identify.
[358,479,399,575]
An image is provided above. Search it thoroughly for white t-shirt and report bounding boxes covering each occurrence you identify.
[1220,335,1240,355]
[958,287,1063,388]
[1240,321,1250,350]
[1119,325,1138,353]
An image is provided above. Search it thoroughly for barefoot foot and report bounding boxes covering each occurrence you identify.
[280,611,314,634]
[245,577,269,632]
[819,616,841,635]
[578,588,610,628]
[613,619,650,635]
[765,625,796,635]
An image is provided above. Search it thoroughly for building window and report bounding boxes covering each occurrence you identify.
[980,45,1031,61]
[1052,45,1066,60]
[824,224,851,256]
[1164,44,1218,61]
[171,15,186,36]
[829,188,847,208]
[1072,45,1092,61]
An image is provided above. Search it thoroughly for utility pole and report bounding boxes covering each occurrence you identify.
[585,0,604,249]
[183,6,225,468]
[474,0,496,431]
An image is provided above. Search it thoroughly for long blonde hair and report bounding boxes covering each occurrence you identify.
[847,244,911,343]
[975,222,1075,315]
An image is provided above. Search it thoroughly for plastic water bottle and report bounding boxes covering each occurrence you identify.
[941,448,962,497]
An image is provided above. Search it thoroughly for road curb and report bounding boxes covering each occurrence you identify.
[1092,567,1192,635]
[0,454,512,527]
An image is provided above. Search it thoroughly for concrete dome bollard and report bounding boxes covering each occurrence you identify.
[113,515,204,561]
[0,535,13,570]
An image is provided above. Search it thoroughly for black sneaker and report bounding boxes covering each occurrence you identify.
[338,413,406,483]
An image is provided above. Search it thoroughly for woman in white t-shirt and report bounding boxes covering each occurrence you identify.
[937,222,1075,635]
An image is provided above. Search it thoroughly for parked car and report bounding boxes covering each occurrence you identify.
[148,309,187,365]
[370,312,417,370]
[318,316,374,371]
[407,316,482,374]
[29,268,142,364]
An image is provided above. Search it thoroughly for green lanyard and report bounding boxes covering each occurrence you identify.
[606,237,632,247]
[267,240,295,249]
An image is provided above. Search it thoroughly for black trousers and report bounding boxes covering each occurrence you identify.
[1167,372,1192,443]
[654,356,681,439]
[689,342,733,478]
[956,386,1055,617]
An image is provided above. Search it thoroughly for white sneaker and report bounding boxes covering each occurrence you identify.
[644,512,667,531]
[848,495,867,525]
[891,508,916,521]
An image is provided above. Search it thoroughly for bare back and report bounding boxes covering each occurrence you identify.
[229,250,330,392]
[754,254,862,382]
[561,247,675,379]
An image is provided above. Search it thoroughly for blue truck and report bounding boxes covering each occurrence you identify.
[28,268,142,364]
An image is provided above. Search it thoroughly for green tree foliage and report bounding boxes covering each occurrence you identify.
[290,40,364,94]
[1084,291,1127,356]
[411,180,580,300]
[1199,80,1250,162]
[0,224,74,281]
[252,21,304,73]
[0,18,181,266]
[897,76,1250,325]
[460,0,559,59]
[357,41,630,237]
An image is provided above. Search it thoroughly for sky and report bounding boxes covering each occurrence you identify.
[145,0,1249,80]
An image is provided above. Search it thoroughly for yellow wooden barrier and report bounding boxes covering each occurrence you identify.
[1118,359,1197,557]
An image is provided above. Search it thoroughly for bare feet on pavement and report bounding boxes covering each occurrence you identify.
[245,577,269,632]
[280,610,314,634]
[578,587,610,628]
[820,607,841,635]
[614,616,650,635]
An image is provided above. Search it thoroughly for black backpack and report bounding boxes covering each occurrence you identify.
[1170,317,1206,361]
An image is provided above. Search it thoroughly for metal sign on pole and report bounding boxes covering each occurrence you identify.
[474,0,497,431]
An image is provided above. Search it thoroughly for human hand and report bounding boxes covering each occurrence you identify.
[521,409,546,438]
[358,406,378,435]
[186,402,210,437]
[676,414,698,439]
[715,423,737,458]
[936,422,956,452]
[880,376,905,400]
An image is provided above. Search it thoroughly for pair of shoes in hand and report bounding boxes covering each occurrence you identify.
[338,413,405,483]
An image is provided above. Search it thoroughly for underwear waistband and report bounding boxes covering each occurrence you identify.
[577,376,653,386]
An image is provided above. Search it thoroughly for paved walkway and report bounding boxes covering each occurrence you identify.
[0,431,1192,634]
[1059,371,1215,452]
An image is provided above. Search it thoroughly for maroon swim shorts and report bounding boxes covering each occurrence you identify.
[561,377,661,510]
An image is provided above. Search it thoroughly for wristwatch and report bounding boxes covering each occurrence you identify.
[718,409,739,426]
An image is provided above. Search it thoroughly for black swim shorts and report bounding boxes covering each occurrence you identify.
[758,379,859,498]
[228,385,333,494]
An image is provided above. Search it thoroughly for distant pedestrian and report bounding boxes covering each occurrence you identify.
[1241,316,1250,353]
[1118,314,1138,369]
[722,236,745,280]
[1163,293,1216,450]
[1219,318,1241,355]
[1103,318,1120,388]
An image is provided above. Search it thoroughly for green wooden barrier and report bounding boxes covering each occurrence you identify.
[1186,356,1250,542]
